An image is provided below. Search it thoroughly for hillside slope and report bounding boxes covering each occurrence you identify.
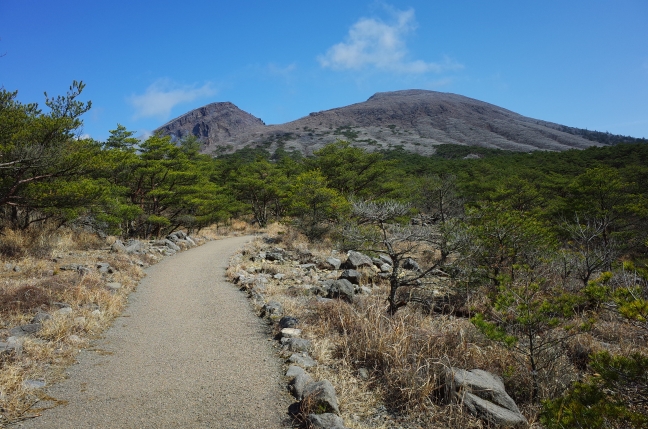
[155,90,633,155]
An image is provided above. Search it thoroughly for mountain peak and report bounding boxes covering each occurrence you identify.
[155,90,628,155]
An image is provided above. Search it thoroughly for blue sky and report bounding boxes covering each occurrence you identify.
[2,1,647,141]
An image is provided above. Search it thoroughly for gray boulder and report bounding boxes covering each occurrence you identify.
[378,254,393,266]
[265,251,284,262]
[446,368,526,427]
[279,316,299,329]
[300,263,317,271]
[309,413,349,429]
[124,240,145,254]
[302,380,340,415]
[287,367,314,400]
[402,258,421,271]
[464,393,527,427]
[96,262,114,274]
[339,269,362,285]
[262,301,284,317]
[327,279,355,302]
[281,338,311,352]
[106,282,122,292]
[9,323,42,337]
[343,251,373,269]
[111,240,126,253]
[30,312,51,324]
[322,257,342,270]
[164,239,181,251]
[288,353,317,368]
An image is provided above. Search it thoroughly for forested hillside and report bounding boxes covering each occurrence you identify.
[2,84,647,427]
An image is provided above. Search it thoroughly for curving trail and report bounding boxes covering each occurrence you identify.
[14,236,291,429]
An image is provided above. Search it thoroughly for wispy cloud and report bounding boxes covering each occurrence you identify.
[129,79,217,119]
[267,62,297,77]
[318,7,462,74]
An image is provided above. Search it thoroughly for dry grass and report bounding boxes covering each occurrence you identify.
[225,228,648,428]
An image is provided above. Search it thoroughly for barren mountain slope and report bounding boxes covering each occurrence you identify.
[155,90,608,155]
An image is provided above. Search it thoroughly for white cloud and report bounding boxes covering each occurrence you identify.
[318,8,462,74]
[129,79,217,119]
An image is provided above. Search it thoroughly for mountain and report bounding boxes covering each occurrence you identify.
[155,90,641,155]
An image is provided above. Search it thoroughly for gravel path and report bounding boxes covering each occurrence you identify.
[14,236,292,429]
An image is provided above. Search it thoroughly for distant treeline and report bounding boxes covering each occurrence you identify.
[2,82,647,254]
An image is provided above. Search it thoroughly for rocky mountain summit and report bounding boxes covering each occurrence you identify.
[156,102,265,148]
[155,89,634,155]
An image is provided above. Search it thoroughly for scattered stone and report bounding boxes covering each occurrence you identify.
[327,279,355,302]
[91,309,102,317]
[339,269,361,285]
[281,328,302,338]
[281,337,311,352]
[57,307,73,316]
[5,336,24,355]
[60,264,88,273]
[359,286,372,295]
[22,379,46,390]
[13,265,21,273]
[106,282,122,292]
[402,258,421,271]
[68,335,82,343]
[302,380,340,415]
[323,257,342,270]
[288,353,317,368]
[273,273,286,280]
[357,368,370,380]
[52,302,71,309]
[111,240,126,253]
[286,365,306,378]
[97,262,114,274]
[378,254,393,266]
[265,252,284,262]
[164,239,180,251]
[9,324,41,337]
[279,316,299,329]
[300,263,317,271]
[318,280,334,294]
[31,312,51,324]
[309,413,349,429]
[4,262,14,271]
[125,240,144,254]
[262,301,284,317]
[380,263,392,273]
[249,288,266,305]
[343,251,373,269]
[309,286,327,296]
[315,297,334,304]
[463,393,527,427]
[291,371,314,400]
[446,368,527,427]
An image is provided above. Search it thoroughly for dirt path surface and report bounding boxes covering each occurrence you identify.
[14,236,291,429]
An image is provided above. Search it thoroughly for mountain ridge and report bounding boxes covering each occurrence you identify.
[155,90,642,155]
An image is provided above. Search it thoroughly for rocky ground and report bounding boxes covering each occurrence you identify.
[227,230,531,428]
